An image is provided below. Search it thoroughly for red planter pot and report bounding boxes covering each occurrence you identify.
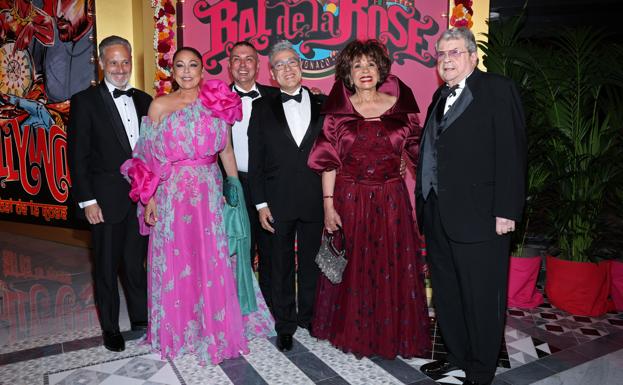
[611,260,623,311]
[508,256,543,309]
[545,256,611,316]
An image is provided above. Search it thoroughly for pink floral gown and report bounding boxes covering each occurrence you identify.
[121,80,274,365]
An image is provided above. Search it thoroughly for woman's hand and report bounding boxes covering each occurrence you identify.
[324,204,342,233]
[145,198,158,226]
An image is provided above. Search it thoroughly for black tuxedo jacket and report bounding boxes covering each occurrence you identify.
[248,88,325,222]
[68,82,152,224]
[257,83,279,96]
[416,69,527,242]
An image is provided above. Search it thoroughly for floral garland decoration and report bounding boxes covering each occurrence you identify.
[152,0,176,95]
[450,0,474,29]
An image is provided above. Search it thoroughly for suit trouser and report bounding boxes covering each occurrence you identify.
[422,192,510,383]
[239,172,273,306]
[92,204,148,333]
[270,218,323,335]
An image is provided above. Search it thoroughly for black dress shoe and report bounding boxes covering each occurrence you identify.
[103,331,125,352]
[420,359,459,375]
[131,321,148,331]
[276,333,293,352]
[297,322,312,332]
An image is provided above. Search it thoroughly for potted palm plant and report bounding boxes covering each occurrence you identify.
[600,43,623,311]
[525,28,622,316]
[481,14,623,315]
[606,187,623,310]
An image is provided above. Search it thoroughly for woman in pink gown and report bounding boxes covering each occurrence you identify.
[121,47,273,365]
[308,40,431,359]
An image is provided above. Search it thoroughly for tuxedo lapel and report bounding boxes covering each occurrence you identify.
[439,84,473,134]
[428,92,444,127]
[257,83,271,98]
[272,94,297,146]
[132,93,148,129]
[300,92,320,148]
[97,83,132,155]
[421,90,444,145]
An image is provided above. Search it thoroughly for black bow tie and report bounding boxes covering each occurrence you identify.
[113,88,135,98]
[440,84,459,98]
[236,89,259,99]
[281,90,303,103]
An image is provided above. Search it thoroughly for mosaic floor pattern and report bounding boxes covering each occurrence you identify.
[45,353,184,385]
[1,232,623,384]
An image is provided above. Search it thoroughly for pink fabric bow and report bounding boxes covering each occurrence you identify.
[199,79,243,124]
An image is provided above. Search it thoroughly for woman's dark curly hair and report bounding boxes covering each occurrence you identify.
[335,39,391,92]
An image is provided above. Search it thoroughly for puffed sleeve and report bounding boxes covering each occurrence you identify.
[120,118,168,205]
[308,114,342,173]
[404,112,423,167]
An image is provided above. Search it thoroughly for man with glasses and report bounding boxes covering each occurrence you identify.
[227,41,279,307]
[248,40,325,352]
[415,28,526,385]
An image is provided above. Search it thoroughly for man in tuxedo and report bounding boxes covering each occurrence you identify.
[68,35,151,352]
[416,28,526,385]
[248,40,324,352]
[228,41,279,306]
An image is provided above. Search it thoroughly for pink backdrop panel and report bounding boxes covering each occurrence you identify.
[181,0,448,208]
[182,0,447,115]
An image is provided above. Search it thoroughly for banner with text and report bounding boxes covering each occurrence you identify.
[181,0,448,203]
[0,0,97,228]
[183,0,446,100]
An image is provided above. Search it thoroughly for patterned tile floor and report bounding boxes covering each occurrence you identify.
[1,231,622,385]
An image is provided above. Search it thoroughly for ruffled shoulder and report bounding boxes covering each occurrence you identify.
[321,80,356,116]
[199,79,242,124]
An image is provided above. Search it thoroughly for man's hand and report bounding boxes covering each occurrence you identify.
[496,217,515,235]
[84,203,104,225]
[258,207,275,233]
[309,87,323,95]
[145,198,158,226]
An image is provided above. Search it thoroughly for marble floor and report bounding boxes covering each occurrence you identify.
[1,231,622,385]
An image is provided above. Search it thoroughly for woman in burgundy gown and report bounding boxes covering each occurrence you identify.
[308,39,431,359]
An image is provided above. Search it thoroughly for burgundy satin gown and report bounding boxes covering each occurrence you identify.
[308,75,431,359]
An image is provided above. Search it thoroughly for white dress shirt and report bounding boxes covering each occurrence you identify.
[105,80,140,149]
[79,81,140,209]
[231,84,261,172]
[282,87,311,146]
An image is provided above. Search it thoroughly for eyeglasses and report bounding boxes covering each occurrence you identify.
[435,49,468,61]
[272,58,300,71]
